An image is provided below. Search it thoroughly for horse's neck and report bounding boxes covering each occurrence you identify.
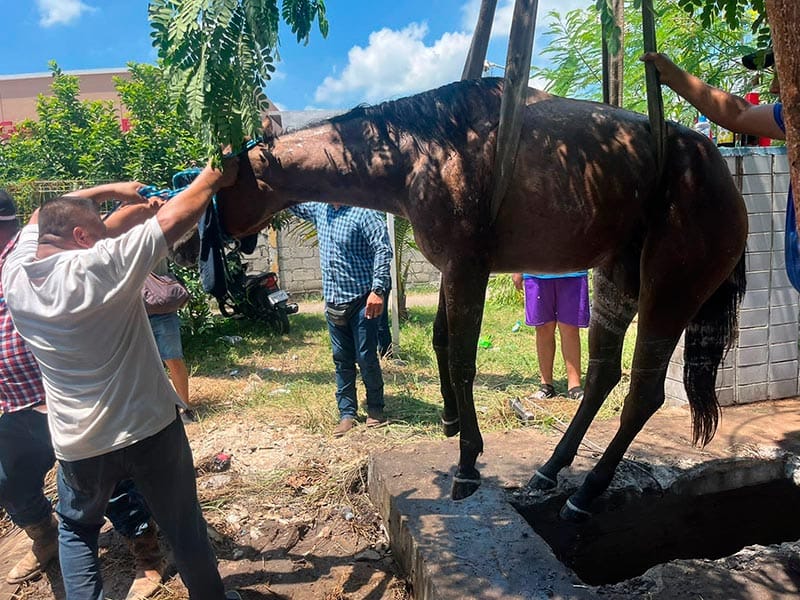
[270,122,405,215]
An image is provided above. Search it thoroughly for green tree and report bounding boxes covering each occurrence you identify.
[533,3,760,125]
[114,62,205,186]
[149,0,328,162]
[0,62,127,181]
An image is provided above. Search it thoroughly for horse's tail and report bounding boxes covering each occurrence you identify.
[683,249,747,446]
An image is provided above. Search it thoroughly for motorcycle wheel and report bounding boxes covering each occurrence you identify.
[218,297,238,318]
[268,309,291,335]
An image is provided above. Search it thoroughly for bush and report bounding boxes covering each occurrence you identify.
[486,274,523,308]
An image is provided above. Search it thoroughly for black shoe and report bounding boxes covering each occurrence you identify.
[531,383,556,400]
[567,387,584,401]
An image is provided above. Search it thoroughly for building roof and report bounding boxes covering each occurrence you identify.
[0,68,129,82]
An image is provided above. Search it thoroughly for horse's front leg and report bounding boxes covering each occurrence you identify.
[440,263,490,500]
[433,286,460,437]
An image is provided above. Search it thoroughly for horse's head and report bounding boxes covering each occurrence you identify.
[216,142,290,239]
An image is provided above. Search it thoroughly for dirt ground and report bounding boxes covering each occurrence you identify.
[3,292,800,600]
[2,412,412,600]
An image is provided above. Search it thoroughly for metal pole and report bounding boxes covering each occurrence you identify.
[387,213,401,351]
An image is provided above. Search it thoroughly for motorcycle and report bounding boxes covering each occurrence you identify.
[217,241,298,334]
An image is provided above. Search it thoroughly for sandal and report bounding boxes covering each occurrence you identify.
[531,383,556,400]
[567,386,584,401]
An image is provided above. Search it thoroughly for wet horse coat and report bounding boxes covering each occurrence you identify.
[218,78,748,517]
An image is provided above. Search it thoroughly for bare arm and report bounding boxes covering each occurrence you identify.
[156,158,238,246]
[640,52,785,140]
[104,198,164,238]
[71,181,147,205]
[25,181,148,227]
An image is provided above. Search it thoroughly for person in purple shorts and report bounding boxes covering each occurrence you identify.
[512,272,590,400]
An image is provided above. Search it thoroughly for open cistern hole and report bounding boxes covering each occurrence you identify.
[512,460,800,585]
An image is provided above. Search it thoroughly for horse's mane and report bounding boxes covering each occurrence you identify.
[288,78,505,152]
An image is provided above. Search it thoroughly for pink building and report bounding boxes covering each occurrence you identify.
[0,68,130,138]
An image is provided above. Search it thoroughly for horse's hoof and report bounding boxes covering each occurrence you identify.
[451,476,481,500]
[528,470,557,491]
[559,498,592,523]
[441,415,460,437]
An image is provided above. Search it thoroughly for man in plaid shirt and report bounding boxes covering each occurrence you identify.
[289,203,392,437]
[0,189,165,599]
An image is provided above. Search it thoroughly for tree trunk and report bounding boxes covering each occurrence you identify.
[601,0,624,107]
[766,0,800,234]
[610,0,624,106]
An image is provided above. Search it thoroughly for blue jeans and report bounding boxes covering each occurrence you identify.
[0,409,150,535]
[57,415,225,600]
[326,296,384,419]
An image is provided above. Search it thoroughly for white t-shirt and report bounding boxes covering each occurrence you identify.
[2,217,181,461]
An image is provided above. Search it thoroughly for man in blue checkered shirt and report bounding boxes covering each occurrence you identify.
[289,202,393,437]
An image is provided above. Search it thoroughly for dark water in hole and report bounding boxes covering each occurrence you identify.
[513,479,800,585]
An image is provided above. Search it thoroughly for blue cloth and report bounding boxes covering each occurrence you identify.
[773,104,800,292]
[149,312,184,361]
[326,294,384,419]
[523,272,588,280]
[288,203,392,304]
[56,416,224,600]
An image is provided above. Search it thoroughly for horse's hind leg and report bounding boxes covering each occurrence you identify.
[560,244,733,521]
[530,265,638,490]
[433,285,460,437]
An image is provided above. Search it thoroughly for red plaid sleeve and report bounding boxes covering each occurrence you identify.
[0,237,46,413]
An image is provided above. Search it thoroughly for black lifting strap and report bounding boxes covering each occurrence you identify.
[641,0,666,178]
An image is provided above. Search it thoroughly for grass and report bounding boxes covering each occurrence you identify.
[182,289,638,440]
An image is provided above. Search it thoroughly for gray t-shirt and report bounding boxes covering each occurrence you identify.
[2,217,180,461]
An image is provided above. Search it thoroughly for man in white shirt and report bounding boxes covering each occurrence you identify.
[3,161,241,600]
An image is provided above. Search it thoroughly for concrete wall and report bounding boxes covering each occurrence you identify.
[666,148,799,406]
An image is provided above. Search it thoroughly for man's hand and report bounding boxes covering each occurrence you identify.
[201,154,240,193]
[639,52,679,87]
[512,273,523,291]
[365,292,385,319]
[109,181,148,204]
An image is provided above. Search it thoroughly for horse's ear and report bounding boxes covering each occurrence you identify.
[261,114,282,148]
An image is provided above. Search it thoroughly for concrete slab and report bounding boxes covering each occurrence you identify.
[369,400,800,600]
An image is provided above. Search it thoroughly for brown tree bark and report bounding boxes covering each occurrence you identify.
[766,0,800,233]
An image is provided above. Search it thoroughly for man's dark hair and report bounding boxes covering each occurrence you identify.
[38,196,100,240]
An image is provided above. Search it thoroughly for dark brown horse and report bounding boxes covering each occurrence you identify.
[217,78,748,519]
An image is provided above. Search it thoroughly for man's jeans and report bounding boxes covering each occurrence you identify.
[0,409,152,536]
[57,415,225,600]
[0,409,56,527]
[327,297,385,419]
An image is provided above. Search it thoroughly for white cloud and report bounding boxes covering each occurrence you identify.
[460,0,593,40]
[314,23,471,106]
[312,0,594,107]
[37,0,94,27]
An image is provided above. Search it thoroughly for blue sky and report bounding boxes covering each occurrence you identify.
[1,0,593,111]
